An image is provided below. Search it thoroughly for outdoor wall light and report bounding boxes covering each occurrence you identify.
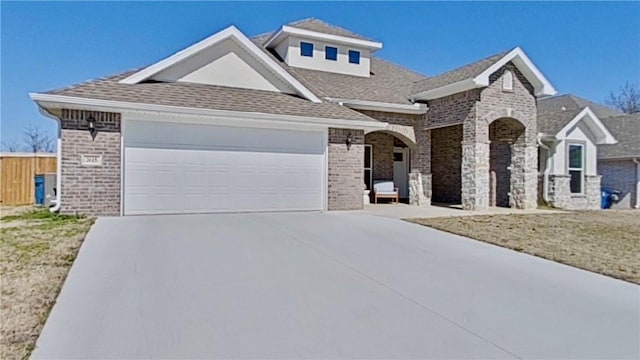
[346,133,353,150]
[86,115,97,140]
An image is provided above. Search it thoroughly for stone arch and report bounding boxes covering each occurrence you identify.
[365,124,416,149]
[482,107,528,127]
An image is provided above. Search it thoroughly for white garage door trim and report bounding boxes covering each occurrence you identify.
[121,118,328,215]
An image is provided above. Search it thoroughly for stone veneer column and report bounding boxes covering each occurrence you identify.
[409,127,431,206]
[461,140,490,210]
[547,174,571,209]
[327,128,364,210]
[461,116,489,211]
[509,143,538,209]
[585,175,602,210]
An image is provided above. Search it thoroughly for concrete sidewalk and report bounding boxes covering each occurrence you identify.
[351,203,564,219]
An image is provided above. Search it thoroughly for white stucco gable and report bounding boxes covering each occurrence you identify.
[555,107,616,145]
[119,26,321,102]
[152,38,282,92]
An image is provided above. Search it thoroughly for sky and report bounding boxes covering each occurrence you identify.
[2,1,639,148]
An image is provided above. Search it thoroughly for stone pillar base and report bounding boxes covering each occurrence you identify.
[409,171,430,206]
[461,142,490,211]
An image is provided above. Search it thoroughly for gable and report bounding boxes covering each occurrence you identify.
[119,26,321,102]
[556,107,617,145]
[152,38,284,92]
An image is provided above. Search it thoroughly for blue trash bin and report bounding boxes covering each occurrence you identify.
[601,188,620,209]
[34,175,45,205]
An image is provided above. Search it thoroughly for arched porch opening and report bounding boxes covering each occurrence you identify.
[364,130,415,202]
[489,117,526,207]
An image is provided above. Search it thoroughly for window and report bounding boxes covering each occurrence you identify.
[348,50,360,64]
[502,70,514,92]
[568,143,584,194]
[364,145,372,190]
[300,42,314,57]
[325,46,337,61]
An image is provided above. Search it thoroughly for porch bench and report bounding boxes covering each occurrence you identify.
[373,181,399,204]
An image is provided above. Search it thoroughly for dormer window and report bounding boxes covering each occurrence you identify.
[325,46,338,61]
[348,50,360,64]
[300,42,314,57]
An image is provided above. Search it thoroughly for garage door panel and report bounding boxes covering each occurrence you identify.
[124,122,325,215]
[126,121,324,155]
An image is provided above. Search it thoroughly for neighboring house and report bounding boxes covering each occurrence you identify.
[598,114,640,209]
[30,18,560,216]
[537,95,617,210]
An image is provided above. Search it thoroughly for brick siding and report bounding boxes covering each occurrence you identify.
[600,159,638,209]
[431,125,462,203]
[357,110,431,203]
[364,132,394,181]
[60,109,121,216]
[327,128,364,210]
[427,62,538,210]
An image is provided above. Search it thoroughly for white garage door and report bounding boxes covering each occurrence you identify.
[123,120,326,215]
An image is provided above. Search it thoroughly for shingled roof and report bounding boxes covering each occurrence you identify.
[537,94,623,135]
[45,71,378,122]
[285,18,375,42]
[252,22,427,105]
[411,50,509,95]
[599,114,640,159]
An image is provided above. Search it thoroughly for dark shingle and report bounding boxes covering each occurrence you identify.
[537,94,623,134]
[251,34,427,105]
[599,114,640,159]
[411,50,510,95]
[286,18,376,42]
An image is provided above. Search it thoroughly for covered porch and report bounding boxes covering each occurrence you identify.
[364,124,423,204]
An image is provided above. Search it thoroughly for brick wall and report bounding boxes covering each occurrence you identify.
[427,62,538,210]
[328,128,364,210]
[364,132,394,181]
[600,159,638,209]
[427,90,479,129]
[357,110,431,204]
[60,109,121,216]
[431,125,462,203]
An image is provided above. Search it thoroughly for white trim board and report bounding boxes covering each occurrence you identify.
[325,98,427,114]
[0,152,56,157]
[118,26,321,103]
[264,25,383,51]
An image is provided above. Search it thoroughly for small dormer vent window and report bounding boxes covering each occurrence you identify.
[300,42,314,57]
[348,50,360,64]
[325,46,338,61]
[502,70,514,92]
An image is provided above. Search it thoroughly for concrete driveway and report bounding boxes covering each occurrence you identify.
[33,212,639,359]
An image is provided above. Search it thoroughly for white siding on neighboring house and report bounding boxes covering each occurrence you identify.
[552,122,598,176]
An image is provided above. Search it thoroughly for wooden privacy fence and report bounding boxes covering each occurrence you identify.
[0,153,57,205]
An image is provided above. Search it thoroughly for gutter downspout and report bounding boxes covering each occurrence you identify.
[537,136,553,203]
[633,158,640,209]
[37,106,62,213]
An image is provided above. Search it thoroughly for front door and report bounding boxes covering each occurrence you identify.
[393,147,410,199]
